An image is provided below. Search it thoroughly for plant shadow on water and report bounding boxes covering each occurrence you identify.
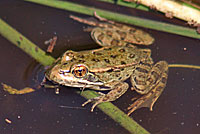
[0,0,200,134]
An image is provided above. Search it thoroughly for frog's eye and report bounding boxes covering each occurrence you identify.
[72,64,88,78]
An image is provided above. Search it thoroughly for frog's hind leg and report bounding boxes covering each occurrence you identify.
[128,61,168,115]
[82,82,129,112]
[91,27,131,47]
[93,12,155,46]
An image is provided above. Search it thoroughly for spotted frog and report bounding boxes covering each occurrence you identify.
[45,15,168,115]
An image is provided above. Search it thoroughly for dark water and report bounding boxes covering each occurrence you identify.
[0,0,200,134]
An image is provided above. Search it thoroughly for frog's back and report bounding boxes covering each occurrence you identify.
[77,46,150,68]
[72,46,152,82]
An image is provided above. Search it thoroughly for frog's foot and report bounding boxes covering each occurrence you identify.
[127,85,164,115]
[93,11,114,24]
[69,15,107,28]
[128,61,168,115]
[82,82,129,112]
[2,83,35,95]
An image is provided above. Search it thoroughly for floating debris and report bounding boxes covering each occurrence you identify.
[45,36,57,53]
[2,83,35,94]
[5,118,12,124]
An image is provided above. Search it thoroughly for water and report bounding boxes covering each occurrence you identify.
[0,0,200,134]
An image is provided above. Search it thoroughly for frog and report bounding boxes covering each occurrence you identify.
[45,14,168,116]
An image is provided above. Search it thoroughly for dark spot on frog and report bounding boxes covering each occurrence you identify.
[110,55,118,58]
[97,33,105,41]
[135,37,143,43]
[121,61,126,65]
[77,55,84,58]
[116,30,127,40]
[103,47,112,51]
[119,48,125,52]
[118,77,122,80]
[115,74,120,77]
[115,23,123,28]
[111,39,120,46]
[126,74,129,77]
[17,41,21,45]
[140,61,151,67]
[63,63,68,65]
[114,69,121,72]
[117,87,123,93]
[155,63,163,69]
[129,54,135,58]
[104,59,110,63]
[133,85,141,91]
[129,28,136,33]
[147,77,154,84]
[35,47,39,52]
[87,74,97,82]
[106,30,113,36]
[78,60,85,63]
[136,67,148,74]
[151,71,159,78]
[157,86,165,92]
[121,68,124,71]
[106,68,114,72]
[161,77,167,84]
[107,24,114,28]
[93,52,102,55]
[91,58,100,62]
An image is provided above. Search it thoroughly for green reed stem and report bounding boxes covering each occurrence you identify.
[24,0,200,39]
[98,0,149,11]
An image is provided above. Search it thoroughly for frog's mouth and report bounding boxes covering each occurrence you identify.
[60,73,103,86]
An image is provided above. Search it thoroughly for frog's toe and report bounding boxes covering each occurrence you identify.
[82,95,106,112]
[89,102,99,112]
[82,95,102,106]
[82,99,92,107]
[90,97,106,112]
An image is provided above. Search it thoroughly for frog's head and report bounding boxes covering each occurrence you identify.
[45,62,103,88]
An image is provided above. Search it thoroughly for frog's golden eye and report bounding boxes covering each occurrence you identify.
[72,64,88,78]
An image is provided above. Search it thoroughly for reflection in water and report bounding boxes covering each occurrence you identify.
[23,60,46,88]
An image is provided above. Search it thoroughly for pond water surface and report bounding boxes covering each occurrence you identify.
[0,1,200,134]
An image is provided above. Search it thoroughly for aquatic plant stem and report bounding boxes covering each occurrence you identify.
[24,0,200,39]
[169,64,200,70]
[0,19,55,66]
[0,18,150,134]
[98,0,149,11]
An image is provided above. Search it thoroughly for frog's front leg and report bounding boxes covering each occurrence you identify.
[128,61,168,115]
[82,82,129,112]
